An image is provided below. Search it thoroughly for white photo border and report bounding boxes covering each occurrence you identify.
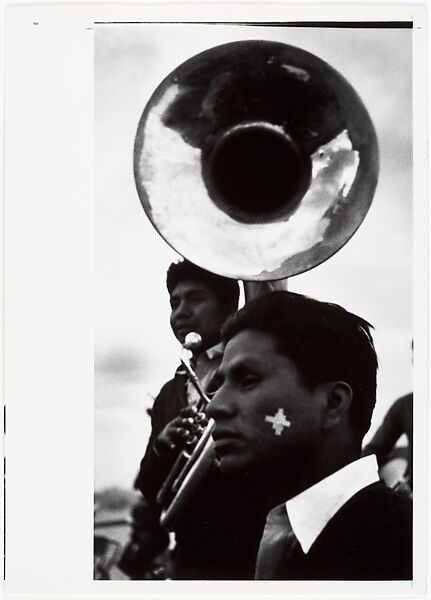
[2,2,428,599]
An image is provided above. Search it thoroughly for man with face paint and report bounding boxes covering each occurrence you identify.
[207,291,412,580]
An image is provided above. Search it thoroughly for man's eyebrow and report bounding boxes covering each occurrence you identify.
[218,356,264,377]
[187,289,209,297]
[172,289,208,300]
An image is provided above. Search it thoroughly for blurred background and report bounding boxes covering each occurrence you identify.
[94,23,412,514]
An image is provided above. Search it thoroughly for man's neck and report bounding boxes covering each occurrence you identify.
[194,337,221,357]
[263,446,361,509]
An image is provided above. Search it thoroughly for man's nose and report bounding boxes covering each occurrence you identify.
[207,385,235,420]
[173,299,191,319]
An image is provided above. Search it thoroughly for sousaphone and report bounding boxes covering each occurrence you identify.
[133,40,379,527]
[134,39,379,282]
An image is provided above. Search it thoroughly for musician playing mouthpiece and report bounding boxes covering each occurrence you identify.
[207,291,412,580]
[126,259,266,579]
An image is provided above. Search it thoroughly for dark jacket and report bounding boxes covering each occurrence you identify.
[135,370,188,501]
[279,482,412,580]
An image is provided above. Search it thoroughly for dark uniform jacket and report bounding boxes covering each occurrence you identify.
[279,482,412,580]
[135,370,188,502]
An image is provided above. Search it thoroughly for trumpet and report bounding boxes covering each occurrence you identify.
[156,332,216,528]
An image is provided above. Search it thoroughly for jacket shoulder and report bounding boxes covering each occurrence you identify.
[308,483,412,579]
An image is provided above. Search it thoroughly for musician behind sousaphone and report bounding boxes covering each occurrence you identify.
[119,259,267,579]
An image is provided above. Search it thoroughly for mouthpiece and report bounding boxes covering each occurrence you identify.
[184,332,202,350]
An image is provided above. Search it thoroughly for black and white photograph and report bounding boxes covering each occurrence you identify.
[94,21,419,583]
[2,4,428,599]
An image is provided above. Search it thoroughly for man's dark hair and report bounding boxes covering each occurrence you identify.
[166,260,240,316]
[222,290,378,440]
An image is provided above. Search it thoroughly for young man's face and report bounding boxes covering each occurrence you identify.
[169,279,227,349]
[207,329,325,477]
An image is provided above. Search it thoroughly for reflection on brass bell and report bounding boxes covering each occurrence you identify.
[135,40,379,281]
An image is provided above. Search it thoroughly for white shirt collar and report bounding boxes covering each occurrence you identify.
[205,342,224,360]
[176,342,223,374]
[286,454,379,554]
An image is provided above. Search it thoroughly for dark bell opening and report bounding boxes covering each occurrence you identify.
[204,125,311,223]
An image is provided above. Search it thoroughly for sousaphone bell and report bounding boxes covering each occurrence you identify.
[134,39,379,282]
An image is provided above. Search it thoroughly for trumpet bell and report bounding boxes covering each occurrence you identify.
[134,40,379,280]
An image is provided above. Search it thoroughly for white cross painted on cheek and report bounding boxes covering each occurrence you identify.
[265,408,291,435]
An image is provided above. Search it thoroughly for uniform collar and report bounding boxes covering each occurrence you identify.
[286,454,379,553]
[204,342,224,360]
[175,341,224,375]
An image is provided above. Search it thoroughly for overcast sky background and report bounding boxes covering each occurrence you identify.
[95,23,413,491]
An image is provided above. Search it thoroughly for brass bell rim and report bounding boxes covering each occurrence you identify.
[134,39,379,281]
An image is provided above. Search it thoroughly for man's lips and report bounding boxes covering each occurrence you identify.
[174,323,195,335]
[212,428,242,445]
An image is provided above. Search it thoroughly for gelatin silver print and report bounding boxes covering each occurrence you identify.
[94,22,416,583]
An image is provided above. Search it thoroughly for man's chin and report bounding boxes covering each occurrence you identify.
[174,329,204,347]
[217,458,265,497]
[216,452,251,478]
[174,330,189,344]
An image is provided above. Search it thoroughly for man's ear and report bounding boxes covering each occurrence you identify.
[320,381,353,430]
